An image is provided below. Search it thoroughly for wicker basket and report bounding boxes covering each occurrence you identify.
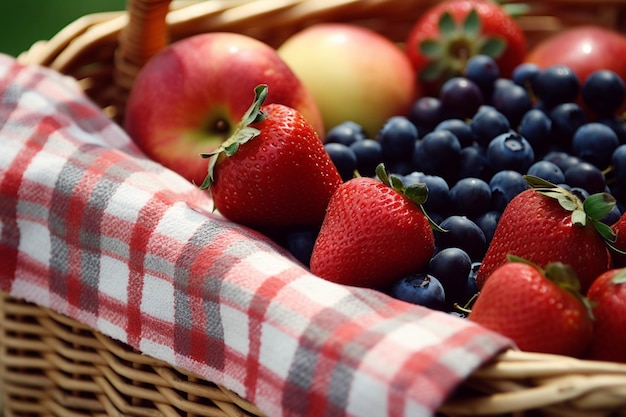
[7,0,626,416]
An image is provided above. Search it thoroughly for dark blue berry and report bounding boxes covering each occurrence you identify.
[435,215,487,261]
[489,170,529,212]
[283,226,319,267]
[564,161,606,194]
[325,121,367,146]
[571,122,620,169]
[474,210,501,244]
[458,145,493,182]
[527,160,565,184]
[612,144,626,186]
[486,131,535,173]
[439,77,484,120]
[377,116,418,163]
[582,70,626,116]
[533,65,581,108]
[465,54,500,94]
[412,129,462,182]
[435,119,474,147]
[490,81,533,128]
[512,63,540,89]
[349,138,383,178]
[324,142,357,181]
[518,109,552,153]
[549,102,588,146]
[448,177,492,219]
[427,247,472,307]
[471,108,511,147]
[389,273,446,311]
[409,96,445,135]
[543,151,583,174]
[404,172,450,214]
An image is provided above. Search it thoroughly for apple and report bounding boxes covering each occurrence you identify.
[277,23,417,137]
[124,32,324,185]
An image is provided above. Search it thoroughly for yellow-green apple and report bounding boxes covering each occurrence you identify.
[124,32,324,185]
[277,23,417,137]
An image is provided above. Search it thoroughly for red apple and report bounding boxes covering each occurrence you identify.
[277,23,418,137]
[124,32,324,185]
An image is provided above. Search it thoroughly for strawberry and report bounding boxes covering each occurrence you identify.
[610,213,626,268]
[309,165,439,289]
[586,268,626,363]
[405,0,526,94]
[200,84,342,229]
[469,258,594,357]
[476,176,615,293]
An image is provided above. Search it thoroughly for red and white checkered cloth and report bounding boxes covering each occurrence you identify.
[0,53,513,417]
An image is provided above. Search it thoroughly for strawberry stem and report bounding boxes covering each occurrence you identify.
[199,84,268,190]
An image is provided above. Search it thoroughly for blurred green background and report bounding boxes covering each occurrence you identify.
[0,0,126,57]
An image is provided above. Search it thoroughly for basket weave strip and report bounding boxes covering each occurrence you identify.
[0,293,265,417]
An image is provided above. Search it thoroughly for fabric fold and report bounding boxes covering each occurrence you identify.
[0,53,513,417]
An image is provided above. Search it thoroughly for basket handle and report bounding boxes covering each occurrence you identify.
[114,0,172,105]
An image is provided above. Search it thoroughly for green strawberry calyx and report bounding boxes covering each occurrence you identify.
[507,254,596,320]
[419,8,507,82]
[375,164,446,232]
[524,175,623,253]
[199,84,268,190]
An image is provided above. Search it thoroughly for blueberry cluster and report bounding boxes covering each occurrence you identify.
[298,56,626,313]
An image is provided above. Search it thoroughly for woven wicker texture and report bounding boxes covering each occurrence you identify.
[7,0,626,416]
[0,293,266,417]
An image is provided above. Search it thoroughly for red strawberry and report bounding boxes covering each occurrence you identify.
[200,84,342,229]
[476,176,615,293]
[469,258,594,357]
[610,213,626,267]
[405,0,526,94]
[310,165,438,289]
[586,268,626,363]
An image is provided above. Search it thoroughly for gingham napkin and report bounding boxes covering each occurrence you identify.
[0,53,513,417]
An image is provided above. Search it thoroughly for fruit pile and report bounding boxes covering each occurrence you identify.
[123,0,626,363]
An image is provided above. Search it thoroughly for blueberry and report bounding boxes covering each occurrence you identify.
[404,172,450,214]
[490,81,533,128]
[564,161,607,194]
[549,102,588,146]
[512,62,540,89]
[428,247,472,307]
[448,177,492,219]
[409,96,445,135]
[471,108,511,147]
[388,273,446,311]
[283,226,319,267]
[350,138,383,178]
[572,122,620,169]
[486,131,535,173]
[543,151,583,174]
[465,54,500,94]
[325,121,367,146]
[489,170,529,212]
[518,109,552,153]
[601,204,622,226]
[582,70,626,116]
[533,65,581,108]
[600,116,626,145]
[436,215,487,261]
[324,142,357,181]
[612,144,626,185]
[527,160,565,184]
[458,145,493,182]
[377,116,419,163]
[474,210,501,244]
[439,77,484,120]
[412,129,462,182]
[435,119,474,147]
